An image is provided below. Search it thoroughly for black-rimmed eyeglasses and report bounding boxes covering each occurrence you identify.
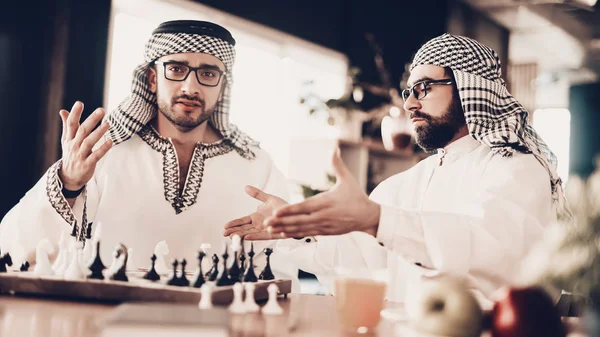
[154,61,225,87]
[401,79,453,101]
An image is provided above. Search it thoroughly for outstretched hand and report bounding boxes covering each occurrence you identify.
[223,185,289,240]
[263,148,381,238]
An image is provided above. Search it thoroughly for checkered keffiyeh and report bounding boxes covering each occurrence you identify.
[105,22,257,160]
[411,33,570,220]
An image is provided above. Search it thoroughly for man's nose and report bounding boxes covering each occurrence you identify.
[403,91,421,112]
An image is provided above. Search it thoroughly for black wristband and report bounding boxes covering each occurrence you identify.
[61,185,85,199]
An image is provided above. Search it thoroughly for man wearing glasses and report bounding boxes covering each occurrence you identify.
[226,34,568,303]
[0,20,299,286]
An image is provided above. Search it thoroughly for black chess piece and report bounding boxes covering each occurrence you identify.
[216,245,233,286]
[167,259,180,286]
[0,251,13,273]
[208,254,219,281]
[242,242,257,282]
[85,222,94,241]
[88,241,106,280]
[178,259,190,287]
[19,261,30,272]
[193,251,206,288]
[259,248,275,280]
[228,246,241,283]
[143,254,160,281]
[239,241,246,282]
[110,244,129,282]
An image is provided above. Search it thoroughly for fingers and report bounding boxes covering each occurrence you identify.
[86,138,113,165]
[79,120,110,155]
[66,101,84,141]
[224,215,252,230]
[268,223,318,238]
[274,193,328,217]
[331,147,352,181]
[223,224,256,237]
[72,108,105,150]
[59,110,69,143]
[245,185,270,203]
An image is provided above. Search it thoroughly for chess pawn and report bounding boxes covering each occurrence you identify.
[178,259,190,287]
[193,251,206,288]
[244,283,260,313]
[34,238,55,277]
[229,282,246,314]
[167,259,180,286]
[52,230,69,273]
[229,235,242,283]
[64,246,84,280]
[143,254,160,281]
[242,243,258,283]
[259,248,275,280]
[20,261,30,272]
[261,284,283,315]
[216,245,233,286]
[199,284,214,310]
[239,245,247,280]
[88,241,106,280]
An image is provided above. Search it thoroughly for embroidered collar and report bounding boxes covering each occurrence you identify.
[138,125,234,213]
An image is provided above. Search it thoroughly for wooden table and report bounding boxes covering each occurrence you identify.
[0,294,588,337]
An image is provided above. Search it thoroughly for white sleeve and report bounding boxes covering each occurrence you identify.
[373,154,554,294]
[276,232,388,295]
[0,160,100,265]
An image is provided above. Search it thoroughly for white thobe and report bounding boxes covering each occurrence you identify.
[0,125,299,288]
[278,135,556,303]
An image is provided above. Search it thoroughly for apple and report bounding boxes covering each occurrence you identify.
[405,276,483,337]
[491,286,565,337]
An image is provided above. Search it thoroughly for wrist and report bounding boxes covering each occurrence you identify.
[363,200,380,237]
[58,168,84,191]
[61,185,85,199]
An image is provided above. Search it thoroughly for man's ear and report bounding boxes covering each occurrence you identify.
[147,66,157,93]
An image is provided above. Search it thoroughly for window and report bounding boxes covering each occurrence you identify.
[533,108,571,182]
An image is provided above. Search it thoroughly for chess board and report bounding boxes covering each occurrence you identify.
[0,271,291,305]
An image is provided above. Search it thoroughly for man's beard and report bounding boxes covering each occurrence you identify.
[411,94,466,153]
[157,94,216,132]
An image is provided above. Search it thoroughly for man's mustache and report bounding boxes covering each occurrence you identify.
[172,95,204,106]
[410,111,432,120]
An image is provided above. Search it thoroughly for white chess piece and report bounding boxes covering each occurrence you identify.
[261,284,283,315]
[64,245,84,280]
[52,230,69,273]
[199,284,214,310]
[104,249,120,278]
[153,241,170,274]
[244,282,260,313]
[34,238,55,277]
[229,282,246,314]
[78,247,91,276]
[81,239,93,268]
[231,235,241,253]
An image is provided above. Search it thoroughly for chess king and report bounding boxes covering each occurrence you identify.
[0,20,298,288]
